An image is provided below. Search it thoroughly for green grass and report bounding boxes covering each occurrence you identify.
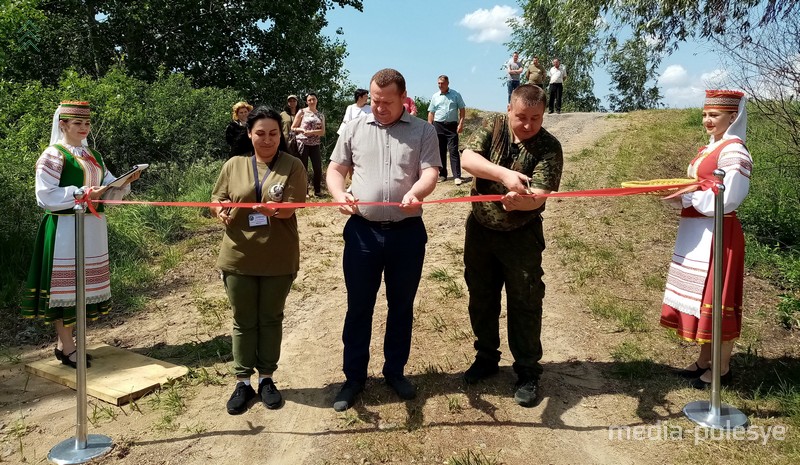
[192,286,228,331]
[446,395,463,413]
[589,295,649,333]
[428,267,466,298]
[428,267,453,282]
[777,294,800,330]
[609,341,656,379]
[147,380,190,431]
[559,108,800,462]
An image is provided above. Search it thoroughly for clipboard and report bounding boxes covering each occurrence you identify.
[106,164,148,188]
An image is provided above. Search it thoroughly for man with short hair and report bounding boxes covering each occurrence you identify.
[460,84,563,407]
[428,75,466,185]
[505,51,524,102]
[327,68,441,412]
[525,56,546,90]
[548,58,567,114]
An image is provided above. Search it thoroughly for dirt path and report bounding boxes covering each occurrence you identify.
[2,113,689,464]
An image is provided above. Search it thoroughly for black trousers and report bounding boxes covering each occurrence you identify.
[433,121,461,179]
[464,214,546,379]
[548,83,563,113]
[341,215,427,383]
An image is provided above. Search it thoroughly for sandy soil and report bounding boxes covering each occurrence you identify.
[2,113,713,464]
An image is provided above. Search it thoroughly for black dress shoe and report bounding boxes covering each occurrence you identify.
[514,377,540,408]
[676,362,708,379]
[385,375,417,400]
[463,357,499,385]
[55,348,92,362]
[690,369,733,389]
[333,380,364,412]
[59,350,91,369]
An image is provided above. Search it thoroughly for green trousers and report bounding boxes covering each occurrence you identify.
[223,272,295,378]
[464,214,546,379]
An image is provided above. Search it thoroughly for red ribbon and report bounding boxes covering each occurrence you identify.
[75,191,102,218]
[79,180,710,211]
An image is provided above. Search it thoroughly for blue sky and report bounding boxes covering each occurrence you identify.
[322,1,729,112]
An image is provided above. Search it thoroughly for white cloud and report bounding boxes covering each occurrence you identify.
[459,5,519,43]
[661,86,705,109]
[700,69,730,88]
[657,65,737,108]
[658,65,689,87]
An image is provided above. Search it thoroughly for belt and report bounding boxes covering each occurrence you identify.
[354,215,421,230]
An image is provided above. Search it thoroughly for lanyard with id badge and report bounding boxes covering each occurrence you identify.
[249,155,272,228]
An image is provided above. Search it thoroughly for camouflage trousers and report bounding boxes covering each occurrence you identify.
[463,214,546,379]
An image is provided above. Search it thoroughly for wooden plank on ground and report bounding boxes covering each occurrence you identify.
[25,343,188,406]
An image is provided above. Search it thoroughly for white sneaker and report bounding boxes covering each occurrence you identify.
[454,178,463,186]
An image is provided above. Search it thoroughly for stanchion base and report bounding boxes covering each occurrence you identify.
[684,400,749,430]
[48,434,114,464]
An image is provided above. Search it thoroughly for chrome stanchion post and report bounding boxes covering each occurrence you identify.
[684,169,748,430]
[48,189,113,464]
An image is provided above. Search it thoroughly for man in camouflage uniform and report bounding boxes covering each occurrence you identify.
[460,84,563,407]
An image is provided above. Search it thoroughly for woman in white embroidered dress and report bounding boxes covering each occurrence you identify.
[22,101,139,368]
[660,90,752,389]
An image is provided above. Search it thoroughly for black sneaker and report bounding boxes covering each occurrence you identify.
[514,378,540,408]
[463,357,499,384]
[333,380,364,412]
[258,378,283,410]
[226,381,256,415]
[385,374,417,400]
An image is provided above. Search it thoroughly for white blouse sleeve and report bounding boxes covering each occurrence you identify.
[682,143,752,216]
[101,168,131,200]
[34,147,82,211]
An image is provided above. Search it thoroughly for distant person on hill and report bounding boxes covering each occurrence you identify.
[291,93,326,197]
[525,56,546,90]
[326,68,441,412]
[428,75,466,185]
[403,96,417,116]
[338,88,372,135]
[661,90,752,390]
[210,107,307,414]
[460,84,563,407]
[505,51,524,102]
[280,95,301,156]
[547,58,566,114]
[22,101,140,369]
[226,101,254,157]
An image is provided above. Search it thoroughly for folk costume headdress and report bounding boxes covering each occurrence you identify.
[704,90,747,143]
[50,101,91,146]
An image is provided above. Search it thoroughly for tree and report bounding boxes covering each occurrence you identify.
[605,36,662,112]
[0,1,363,107]
[508,0,601,111]
[510,0,798,110]
[713,13,800,159]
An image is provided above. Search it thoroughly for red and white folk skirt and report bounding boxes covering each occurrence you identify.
[660,213,744,343]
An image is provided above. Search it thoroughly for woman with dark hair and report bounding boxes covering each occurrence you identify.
[225,101,254,157]
[661,90,752,389]
[337,88,371,135]
[22,101,140,368]
[210,106,307,414]
[291,93,325,196]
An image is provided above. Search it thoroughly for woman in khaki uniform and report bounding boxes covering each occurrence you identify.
[210,107,307,414]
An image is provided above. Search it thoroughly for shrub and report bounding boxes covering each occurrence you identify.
[0,67,238,311]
